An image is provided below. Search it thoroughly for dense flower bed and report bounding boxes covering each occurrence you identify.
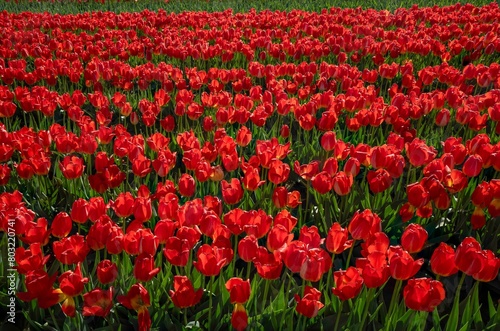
[1,3,500,330]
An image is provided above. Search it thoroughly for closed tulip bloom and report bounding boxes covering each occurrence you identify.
[332,267,364,301]
[272,186,288,208]
[82,288,114,317]
[268,159,290,185]
[178,173,196,197]
[221,178,244,205]
[455,237,483,275]
[356,251,390,288]
[254,247,283,280]
[311,171,333,194]
[70,198,89,224]
[401,223,428,253]
[430,242,458,277]
[242,166,265,191]
[97,259,118,284]
[133,253,160,282]
[332,171,353,196]
[472,250,500,282]
[388,246,424,280]
[326,222,353,254]
[238,235,259,262]
[403,278,445,312]
[299,248,332,282]
[406,182,430,208]
[170,276,203,308]
[462,154,483,177]
[348,209,382,241]
[50,212,72,238]
[59,155,85,179]
[194,244,228,276]
[225,278,251,304]
[15,243,49,274]
[360,232,389,257]
[295,286,324,318]
[267,225,293,252]
[231,304,248,331]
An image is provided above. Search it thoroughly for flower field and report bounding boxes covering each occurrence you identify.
[1,1,500,330]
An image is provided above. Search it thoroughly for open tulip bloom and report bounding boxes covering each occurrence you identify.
[2,1,500,330]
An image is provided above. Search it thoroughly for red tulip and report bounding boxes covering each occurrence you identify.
[454,237,483,275]
[59,155,84,179]
[112,192,135,218]
[348,210,382,241]
[231,304,248,331]
[332,171,353,195]
[268,159,290,185]
[178,173,196,197]
[367,169,392,193]
[254,247,283,280]
[332,267,364,301]
[82,288,114,317]
[472,250,500,282]
[163,236,191,267]
[462,154,483,177]
[169,275,203,308]
[401,223,428,253]
[17,270,64,309]
[430,242,458,277]
[194,244,228,276]
[221,178,244,205]
[311,171,333,194]
[58,263,89,317]
[300,248,332,282]
[50,212,72,238]
[133,253,160,282]
[225,278,251,304]
[388,246,424,280]
[15,243,49,274]
[326,222,353,254]
[238,235,259,262]
[97,259,118,284]
[294,286,324,318]
[118,284,151,331]
[53,234,90,265]
[406,138,437,167]
[70,198,89,224]
[242,166,265,191]
[403,278,445,312]
[356,252,390,288]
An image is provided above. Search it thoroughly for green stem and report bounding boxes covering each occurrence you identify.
[334,300,344,331]
[360,288,375,329]
[262,279,270,313]
[386,279,403,329]
[208,275,215,330]
[345,240,356,268]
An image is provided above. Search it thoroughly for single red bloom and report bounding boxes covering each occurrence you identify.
[388,246,424,280]
[169,275,203,308]
[97,259,118,284]
[401,223,428,253]
[348,209,382,241]
[231,304,248,331]
[225,278,251,304]
[59,155,85,179]
[325,222,353,255]
[221,178,244,205]
[82,288,114,317]
[133,253,160,282]
[15,243,49,274]
[403,278,445,312]
[294,286,324,318]
[193,244,228,276]
[254,247,283,280]
[332,267,364,301]
[454,237,483,275]
[53,234,90,265]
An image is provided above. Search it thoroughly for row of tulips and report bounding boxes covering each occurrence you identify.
[1,2,500,331]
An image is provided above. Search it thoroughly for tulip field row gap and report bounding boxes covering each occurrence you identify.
[0,1,500,331]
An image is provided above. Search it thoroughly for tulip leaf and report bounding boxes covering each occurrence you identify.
[432,309,443,331]
[445,295,460,331]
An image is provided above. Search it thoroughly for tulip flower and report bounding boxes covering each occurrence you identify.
[169,276,203,308]
[430,242,458,277]
[332,267,364,301]
[133,253,160,282]
[82,288,114,317]
[295,286,324,318]
[225,278,251,304]
[118,284,151,331]
[388,246,424,280]
[401,223,428,253]
[221,178,244,205]
[58,263,89,317]
[97,259,118,284]
[348,210,382,241]
[403,278,445,312]
[59,155,85,179]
